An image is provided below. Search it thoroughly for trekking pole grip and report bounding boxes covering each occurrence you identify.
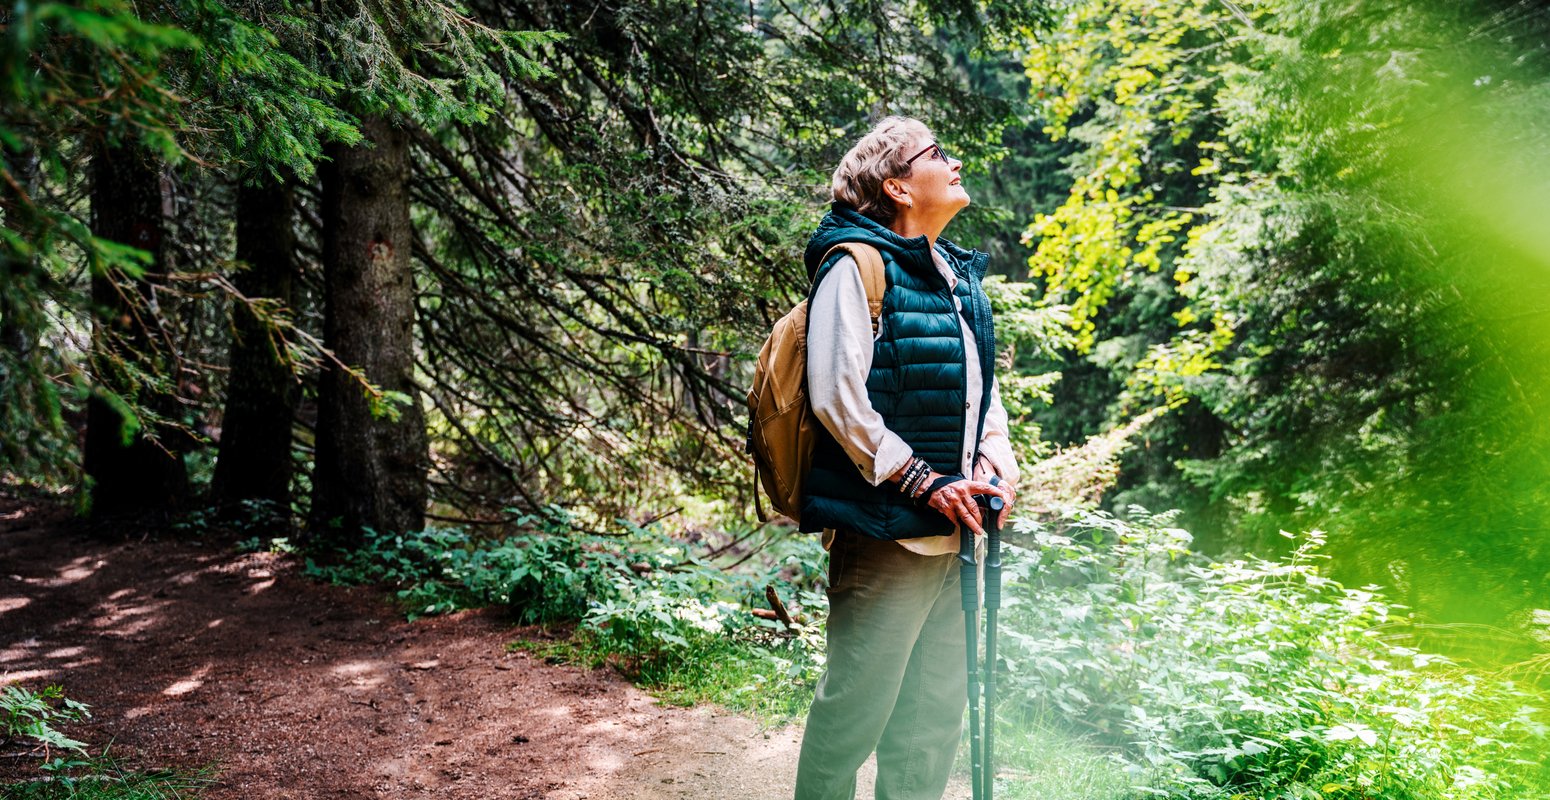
[984,479,1005,610]
[958,515,978,610]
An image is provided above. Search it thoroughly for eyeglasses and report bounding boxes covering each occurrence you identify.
[904,140,951,166]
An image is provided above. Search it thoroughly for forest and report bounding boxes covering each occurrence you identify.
[2,0,1548,797]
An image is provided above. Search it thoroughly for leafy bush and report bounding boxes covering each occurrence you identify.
[2,684,89,754]
[999,508,1550,799]
[303,507,640,622]
[576,549,828,719]
[302,511,831,719]
[2,685,210,799]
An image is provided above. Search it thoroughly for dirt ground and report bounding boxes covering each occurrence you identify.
[0,493,908,799]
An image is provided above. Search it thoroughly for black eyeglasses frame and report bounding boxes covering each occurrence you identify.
[904,140,950,167]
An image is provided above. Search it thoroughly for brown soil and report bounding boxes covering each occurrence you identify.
[1,494,914,799]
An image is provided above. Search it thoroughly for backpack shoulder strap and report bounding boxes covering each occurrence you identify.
[824,242,887,336]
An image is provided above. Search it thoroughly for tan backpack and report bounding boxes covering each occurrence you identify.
[746,242,886,523]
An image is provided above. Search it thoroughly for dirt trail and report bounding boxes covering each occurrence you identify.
[0,495,903,799]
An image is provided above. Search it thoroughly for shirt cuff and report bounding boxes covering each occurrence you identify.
[975,439,1020,487]
[871,436,914,487]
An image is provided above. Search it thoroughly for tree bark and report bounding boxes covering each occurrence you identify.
[309,114,429,543]
[212,177,300,516]
[85,141,189,516]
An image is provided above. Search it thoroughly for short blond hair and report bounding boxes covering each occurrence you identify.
[831,116,930,226]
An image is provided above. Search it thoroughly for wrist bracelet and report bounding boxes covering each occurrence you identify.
[906,461,929,495]
[898,457,928,496]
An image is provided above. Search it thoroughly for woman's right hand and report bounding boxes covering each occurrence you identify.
[925,476,1010,537]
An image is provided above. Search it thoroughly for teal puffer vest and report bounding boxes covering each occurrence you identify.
[799,204,997,540]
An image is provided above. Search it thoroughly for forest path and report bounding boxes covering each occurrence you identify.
[0,495,896,799]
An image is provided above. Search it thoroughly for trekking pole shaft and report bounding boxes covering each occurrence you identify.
[982,493,1004,800]
[959,517,983,800]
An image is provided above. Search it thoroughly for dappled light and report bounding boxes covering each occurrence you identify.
[0,597,30,615]
[163,665,210,697]
[1,669,56,683]
[46,556,104,587]
[88,596,172,637]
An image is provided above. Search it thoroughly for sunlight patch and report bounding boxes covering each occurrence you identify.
[50,556,104,586]
[2,668,55,683]
[164,665,211,696]
[0,596,31,614]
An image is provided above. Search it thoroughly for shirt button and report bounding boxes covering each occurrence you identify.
[964,401,970,409]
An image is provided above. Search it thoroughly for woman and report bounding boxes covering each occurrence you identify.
[794,116,1019,800]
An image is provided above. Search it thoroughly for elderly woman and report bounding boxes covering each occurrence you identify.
[794,116,1019,800]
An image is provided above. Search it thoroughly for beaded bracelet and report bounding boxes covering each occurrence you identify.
[904,462,930,497]
[898,457,929,497]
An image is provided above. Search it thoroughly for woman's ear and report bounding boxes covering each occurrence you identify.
[883,177,910,208]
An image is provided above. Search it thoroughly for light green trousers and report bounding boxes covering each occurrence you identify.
[794,531,969,800]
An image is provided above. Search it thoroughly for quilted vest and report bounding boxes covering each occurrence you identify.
[798,204,996,540]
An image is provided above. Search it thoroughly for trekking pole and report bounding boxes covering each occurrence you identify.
[981,483,1006,800]
[958,514,983,800]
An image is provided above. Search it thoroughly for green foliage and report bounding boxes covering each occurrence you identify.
[998,508,1550,799]
[407,0,1060,520]
[303,510,830,720]
[303,508,629,623]
[4,755,212,799]
[1,685,90,755]
[1010,0,1550,649]
[1,685,208,799]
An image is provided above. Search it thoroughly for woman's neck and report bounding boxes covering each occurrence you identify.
[889,211,947,249]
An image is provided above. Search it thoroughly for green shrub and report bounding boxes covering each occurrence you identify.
[999,508,1550,799]
[2,684,89,755]
[2,686,209,799]
[301,511,832,719]
[576,555,828,719]
[303,507,642,622]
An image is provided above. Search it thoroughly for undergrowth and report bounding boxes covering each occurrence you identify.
[302,506,830,723]
[1,685,210,799]
[996,507,1550,799]
[291,505,1550,798]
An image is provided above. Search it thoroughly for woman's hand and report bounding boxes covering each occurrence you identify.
[972,458,1017,515]
[925,476,1012,537]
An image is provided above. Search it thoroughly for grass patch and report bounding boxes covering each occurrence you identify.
[989,714,1134,800]
[2,755,212,799]
[509,627,818,724]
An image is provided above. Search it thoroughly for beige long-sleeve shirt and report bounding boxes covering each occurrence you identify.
[806,245,1019,556]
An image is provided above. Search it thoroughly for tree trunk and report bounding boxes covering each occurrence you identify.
[85,141,189,516]
[309,114,429,543]
[212,178,300,517]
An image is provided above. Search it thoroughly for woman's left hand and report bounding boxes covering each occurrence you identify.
[972,462,1016,516]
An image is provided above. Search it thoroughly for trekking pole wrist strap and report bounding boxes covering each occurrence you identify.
[917,474,964,508]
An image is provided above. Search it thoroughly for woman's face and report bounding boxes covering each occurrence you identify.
[898,131,969,218]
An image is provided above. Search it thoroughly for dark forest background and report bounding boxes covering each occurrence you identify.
[6,0,1548,635]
